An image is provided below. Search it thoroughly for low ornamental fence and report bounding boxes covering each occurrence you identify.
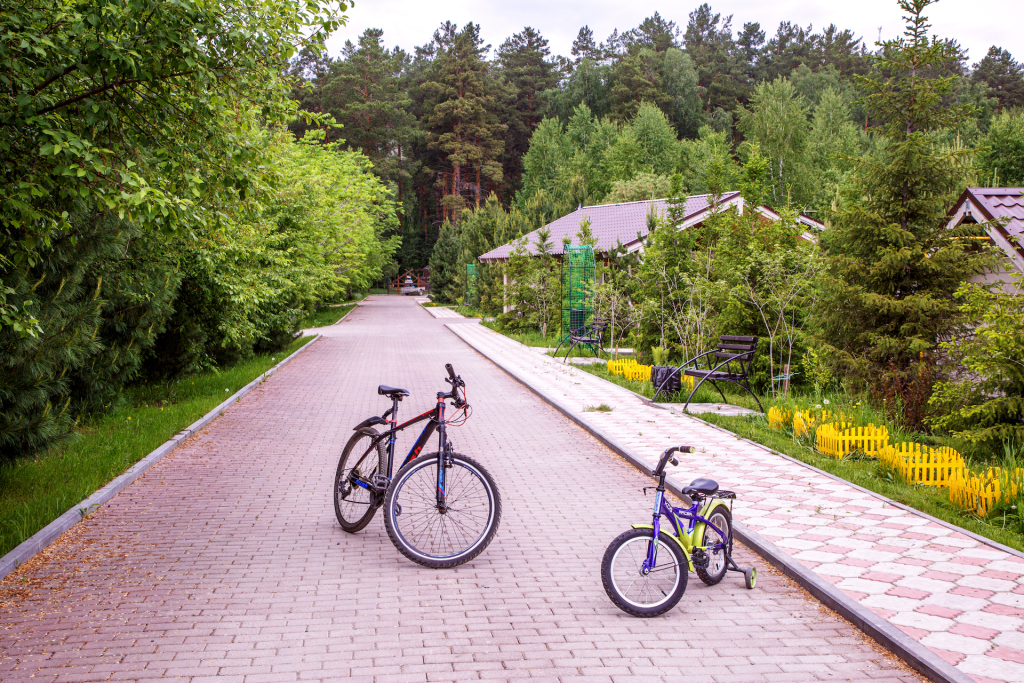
[815,423,890,458]
[949,467,1024,517]
[764,406,1021,518]
[878,443,965,487]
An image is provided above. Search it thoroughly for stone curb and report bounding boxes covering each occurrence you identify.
[446,323,972,683]
[0,335,321,582]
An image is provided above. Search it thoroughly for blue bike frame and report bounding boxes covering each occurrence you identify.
[645,490,727,572]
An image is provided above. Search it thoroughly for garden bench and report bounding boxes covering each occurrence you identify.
[553,317,608,363]
[653,335,763,412]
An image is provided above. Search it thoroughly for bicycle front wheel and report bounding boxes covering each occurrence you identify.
[602,528,688,617]
[383,453,501,568]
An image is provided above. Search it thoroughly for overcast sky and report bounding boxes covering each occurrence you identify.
[325,0,1021,67]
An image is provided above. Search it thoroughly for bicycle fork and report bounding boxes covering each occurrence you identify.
[435,400,449,513]
[644,489,665,573]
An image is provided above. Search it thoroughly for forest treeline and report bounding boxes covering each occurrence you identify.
[288,3,1024,268]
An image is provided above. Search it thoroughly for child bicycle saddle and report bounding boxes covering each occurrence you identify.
[683,478,719,495]
[377,385,409,397]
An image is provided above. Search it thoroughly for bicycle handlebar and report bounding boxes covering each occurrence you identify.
[656,445,695,474]
[446,363,457,380]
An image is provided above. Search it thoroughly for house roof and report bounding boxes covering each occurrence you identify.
[477,193,826,263]
[947,187,1024,271]
[477,193,741,263]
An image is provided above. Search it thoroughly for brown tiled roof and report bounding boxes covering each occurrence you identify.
[477,193,741,262]
[957,188,1024,259]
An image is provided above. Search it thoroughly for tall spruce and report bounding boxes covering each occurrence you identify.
[815,0,991,403]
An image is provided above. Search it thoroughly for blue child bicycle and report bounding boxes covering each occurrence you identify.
[602,445,756,616]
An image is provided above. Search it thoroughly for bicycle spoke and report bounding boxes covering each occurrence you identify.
[391,458,493,559]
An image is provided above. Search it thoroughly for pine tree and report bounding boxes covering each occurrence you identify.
[972,46,1024,114]
[815,0,993,403]
[428,220,462,302]
[421,23,506,221]
[327,30,416,193]
[497,28,558,190]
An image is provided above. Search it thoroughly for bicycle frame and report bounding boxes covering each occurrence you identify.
[639,446,737,575]
[644,491,729,572]
[351,383,462,508]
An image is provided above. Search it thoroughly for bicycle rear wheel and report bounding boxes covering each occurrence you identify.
[383,452,500,568]
[696,505,731,586]
[334,427,386,532]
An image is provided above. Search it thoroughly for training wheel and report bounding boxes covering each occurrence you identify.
[744,566,757,589]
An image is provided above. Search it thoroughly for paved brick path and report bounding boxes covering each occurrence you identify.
[0,296,920,683]
[448,321,1024,683]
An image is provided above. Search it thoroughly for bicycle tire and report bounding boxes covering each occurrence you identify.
[602,528,688,617]
[334,427,386,533]
[695,505,732,585]
[383,452,501,568]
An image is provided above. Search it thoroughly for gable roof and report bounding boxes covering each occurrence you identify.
[477,193,741,263]
[947,187,1024,272]
[477,192,826,263]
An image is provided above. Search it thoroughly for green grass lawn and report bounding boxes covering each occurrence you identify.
[302,298,361,328]
[0,336,314,557]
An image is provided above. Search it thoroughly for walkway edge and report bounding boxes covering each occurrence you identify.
[0,334,321,582]
[446,323,972,683]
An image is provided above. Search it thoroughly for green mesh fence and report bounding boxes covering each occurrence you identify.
[559,245,595,343]
[465,263,478,304]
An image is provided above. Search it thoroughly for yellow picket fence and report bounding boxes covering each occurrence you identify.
[768,406,792,430]
[950,467,1024,517]
[607,358,638,375]
[793,409,847,437]
[815,422,890,458]
[768,406,846,437]
[878,443,965,487]
[624,364,652,382]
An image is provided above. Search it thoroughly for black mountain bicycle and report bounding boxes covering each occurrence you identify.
[334,363,501,568]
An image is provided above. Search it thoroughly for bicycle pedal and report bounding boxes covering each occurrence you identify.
[394,503,402,516]
[371,474,390,491]
[691,548,709,570]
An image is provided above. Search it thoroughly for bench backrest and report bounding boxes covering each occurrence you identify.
[714,335,757,374]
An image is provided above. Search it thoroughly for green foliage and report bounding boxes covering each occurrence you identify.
[0,212,178,458]
[150,134,398,377]
[0,0,345,333]
[738,78,811,206]
[814,0,993,398]
[979,111,1024,186]
[929,275,1024,445]
[500,232,560,336]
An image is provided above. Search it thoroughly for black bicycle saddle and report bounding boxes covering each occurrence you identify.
[683,478,719,495]
[378,385,410,397]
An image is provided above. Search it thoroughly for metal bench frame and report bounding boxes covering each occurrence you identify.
[653,335,763,412]
[553,318,608,363]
